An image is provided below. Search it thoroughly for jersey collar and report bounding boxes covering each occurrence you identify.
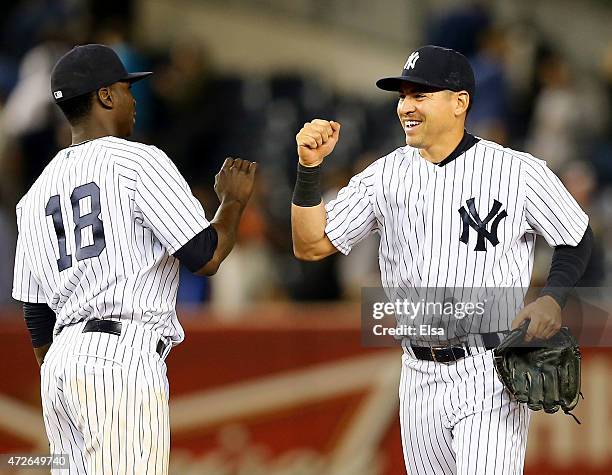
[68,135,112,148]
[435,130,480,167]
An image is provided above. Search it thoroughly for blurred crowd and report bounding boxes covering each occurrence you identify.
[1,1,611,310]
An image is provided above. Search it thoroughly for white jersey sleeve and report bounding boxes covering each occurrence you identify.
[12,206,45,303]
[324,161,379,255]
[133,146,210,254]
[523,159,588,246]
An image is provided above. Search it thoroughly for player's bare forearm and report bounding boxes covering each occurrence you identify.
[291,119,340,261]
[291,202,337,261]
[34,343,51,367]
[196,200,244,275]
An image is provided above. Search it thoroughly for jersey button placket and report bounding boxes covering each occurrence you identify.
[421,165,437,283]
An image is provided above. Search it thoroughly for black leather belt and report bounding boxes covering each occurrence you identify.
[82,319,168,358]
[411,333,502,363]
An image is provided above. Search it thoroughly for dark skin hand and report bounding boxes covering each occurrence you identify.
[214,157,257,206]
[511,295,562,341]
[195,157,257,275]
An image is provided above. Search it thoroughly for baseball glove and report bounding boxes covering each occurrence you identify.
[493,321,582,422]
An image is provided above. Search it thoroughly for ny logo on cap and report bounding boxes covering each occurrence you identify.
[404,52,420,70]
[53,91,63,99]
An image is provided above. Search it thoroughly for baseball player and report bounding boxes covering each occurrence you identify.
[291,45,593,474]
[12,44,256,474]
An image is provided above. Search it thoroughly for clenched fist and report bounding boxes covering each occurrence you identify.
[214,157,257,207]
[296,119,341,167]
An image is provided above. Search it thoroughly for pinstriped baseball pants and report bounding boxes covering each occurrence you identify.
[399,350,530,475]
[40,321,170,474]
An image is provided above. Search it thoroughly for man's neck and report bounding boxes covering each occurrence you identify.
[70,121,114,146]
[419,128,465,164]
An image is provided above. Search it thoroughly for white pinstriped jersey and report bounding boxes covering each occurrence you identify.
[12,136,209,344]
[327,135,588,474]
[325,138,588,290]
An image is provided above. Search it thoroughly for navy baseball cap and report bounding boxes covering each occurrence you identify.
[376,45,475,98]
[50,44,153,103]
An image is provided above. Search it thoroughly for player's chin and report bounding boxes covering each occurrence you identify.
[404,134,421,147]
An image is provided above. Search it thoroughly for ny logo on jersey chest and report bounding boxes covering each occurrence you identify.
[458,198,507,251]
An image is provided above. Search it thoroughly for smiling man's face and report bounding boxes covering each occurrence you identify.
[396,83,466,150]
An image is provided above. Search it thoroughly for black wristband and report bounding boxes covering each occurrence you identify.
[292,163,322,207]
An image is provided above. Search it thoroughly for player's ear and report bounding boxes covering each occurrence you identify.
[455,91,470,117]
[97,87,113,109]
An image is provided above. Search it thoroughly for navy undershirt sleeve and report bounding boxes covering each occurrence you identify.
[540,225,594,307]
[23,302,56,348]
[172,225,219,273]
